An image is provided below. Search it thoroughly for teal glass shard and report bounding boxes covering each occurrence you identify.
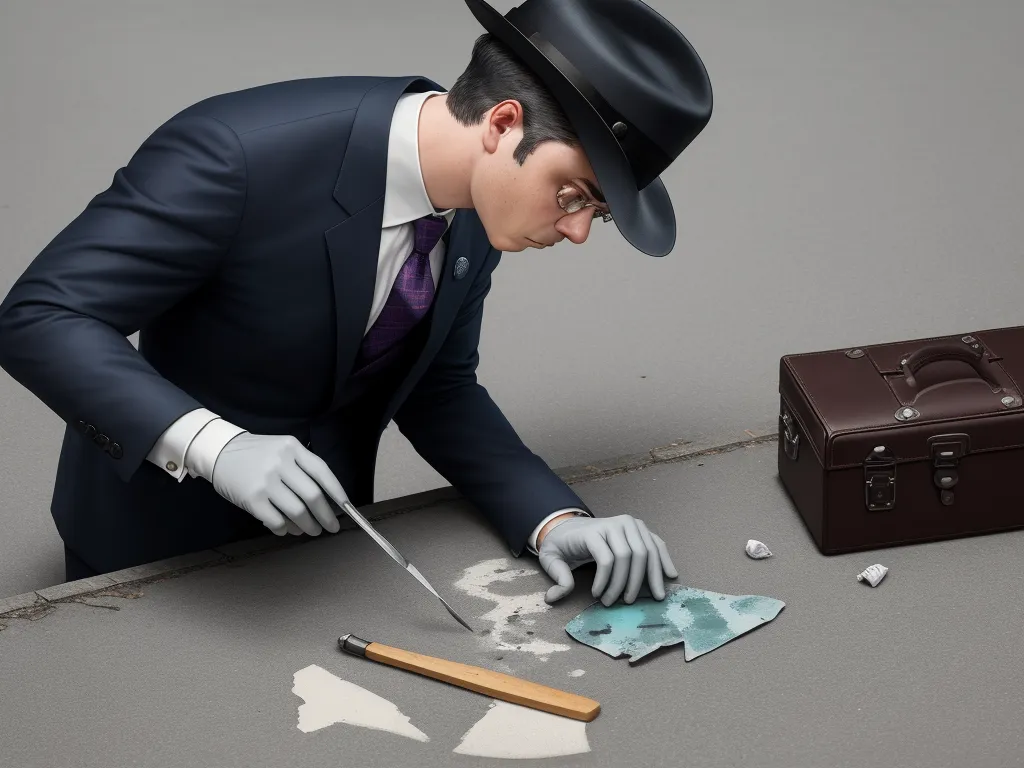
[565,584,785,663]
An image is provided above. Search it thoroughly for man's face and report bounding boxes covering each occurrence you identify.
[469,102,610,252]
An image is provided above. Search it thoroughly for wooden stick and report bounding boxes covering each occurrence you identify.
[338,634,600,722]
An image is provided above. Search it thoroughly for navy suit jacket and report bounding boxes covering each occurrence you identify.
[0,75,590,572]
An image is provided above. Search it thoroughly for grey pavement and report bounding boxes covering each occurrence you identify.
[3,0,1024,597]
[3,438,1022,768]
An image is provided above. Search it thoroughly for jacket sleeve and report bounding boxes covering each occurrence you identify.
[393,247,591,556]
[0,113,247,482]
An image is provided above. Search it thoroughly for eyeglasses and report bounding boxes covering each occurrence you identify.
[557,179,612,222]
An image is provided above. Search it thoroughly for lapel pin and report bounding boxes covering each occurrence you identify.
[453,256,469,280]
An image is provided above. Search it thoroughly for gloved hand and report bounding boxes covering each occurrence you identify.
[211,433,344,537]
[537,515,678,605]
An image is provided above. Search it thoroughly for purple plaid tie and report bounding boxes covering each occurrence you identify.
[359,214,448,361]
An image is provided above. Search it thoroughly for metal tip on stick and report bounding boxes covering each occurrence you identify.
[338,633,369,656]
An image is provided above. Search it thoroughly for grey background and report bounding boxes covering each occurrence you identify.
[1,0,1022,596]
[3,441,1022,768]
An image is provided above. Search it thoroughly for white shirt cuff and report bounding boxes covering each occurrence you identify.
[184,418,248,481]
[146,408,221,481]
[526,508,591,555]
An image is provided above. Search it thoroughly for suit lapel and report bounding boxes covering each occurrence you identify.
[323,197,384,412]
[323,75,443,413]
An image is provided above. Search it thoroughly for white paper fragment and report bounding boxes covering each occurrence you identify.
[291,664,429,741]
[745,539,773,559]
[856,564,888,587]
[569,669,586,678]
[453,700,590,759]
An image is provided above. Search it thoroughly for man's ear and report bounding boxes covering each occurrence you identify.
[481,101,526,158]
[490,100,524,135]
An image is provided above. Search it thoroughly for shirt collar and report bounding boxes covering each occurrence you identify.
[382,90,456,229]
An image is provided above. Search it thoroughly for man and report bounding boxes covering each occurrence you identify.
[0,0,712,606]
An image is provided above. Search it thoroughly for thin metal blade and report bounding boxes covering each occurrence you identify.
[338,501,473,631]
[406,562,475,632]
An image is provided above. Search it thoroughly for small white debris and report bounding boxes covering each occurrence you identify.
[745,539,773,559]
[857,564,888,587]
[569,669,586,678]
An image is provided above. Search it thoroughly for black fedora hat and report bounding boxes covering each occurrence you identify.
[462,0,713,257]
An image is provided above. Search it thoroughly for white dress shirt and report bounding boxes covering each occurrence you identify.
[145,89,583,554]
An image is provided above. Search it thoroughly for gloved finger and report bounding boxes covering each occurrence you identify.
[634,519,665,600]
[282,463,341,534]
[620,517,649,604]
[652,533,679,578]
[601,525,633,606]
[252,499,289,536]
[585,531,616,599]
[267,481,322,536]
[295,450,351,514]
[538,554,575,604]
[284,519,303,536]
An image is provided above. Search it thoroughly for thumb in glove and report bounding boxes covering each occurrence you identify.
[538,549,576,604]
[536,517,595,604]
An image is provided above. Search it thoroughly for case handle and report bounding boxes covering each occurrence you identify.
[900,342,999,389]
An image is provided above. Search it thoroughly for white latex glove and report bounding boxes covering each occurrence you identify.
[537,515,678,605]
[211,432,345,537]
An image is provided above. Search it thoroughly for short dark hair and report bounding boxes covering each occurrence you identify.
[446,33,579,165]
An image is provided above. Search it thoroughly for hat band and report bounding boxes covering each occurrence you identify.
[506,8,671,188]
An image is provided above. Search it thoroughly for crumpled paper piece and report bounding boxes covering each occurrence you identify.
[857,564,888,587]
[565,584,785,664]
[745,539,772,559]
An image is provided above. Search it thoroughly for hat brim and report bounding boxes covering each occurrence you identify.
[462,0,676,257]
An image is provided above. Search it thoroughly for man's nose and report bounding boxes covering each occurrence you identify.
[556,209,594,244]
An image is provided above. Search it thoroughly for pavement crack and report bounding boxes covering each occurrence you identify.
[65,602,128,614]
[60,584,146,611]
[67,598,122,611]
[89,585,145,600]
[0,602,57,625]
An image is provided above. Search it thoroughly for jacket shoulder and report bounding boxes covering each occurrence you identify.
[167,76,389,135]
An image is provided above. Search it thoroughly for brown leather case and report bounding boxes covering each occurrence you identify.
[777,327,1024,554]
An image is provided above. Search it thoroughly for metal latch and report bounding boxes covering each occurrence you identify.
[780,409,800,460]
[928,433,969,506]
[864,445,896,511]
